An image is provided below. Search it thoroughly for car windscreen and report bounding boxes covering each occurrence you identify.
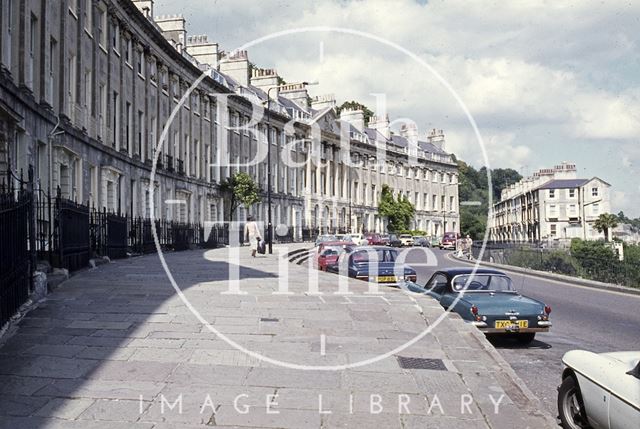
[321,246,351,256]
[452,274,514,292]
[350,249,397,263]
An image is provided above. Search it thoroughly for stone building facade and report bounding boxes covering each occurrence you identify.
[0,0,459,237]
[488,162,611,243]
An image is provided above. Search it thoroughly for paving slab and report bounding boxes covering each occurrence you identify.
[0,244,556,428]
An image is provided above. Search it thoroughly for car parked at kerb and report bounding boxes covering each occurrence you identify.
[558,350,640,429]
[315,241,355,271]
[326,246,417,284]
[415,268,552,344]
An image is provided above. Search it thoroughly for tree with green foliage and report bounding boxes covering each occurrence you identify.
[456,160,522,240]
[335,101,374,124]
[593,213,619,241]
[219,172,262,221]
[378,185,415,232]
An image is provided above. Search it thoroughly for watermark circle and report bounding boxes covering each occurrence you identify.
[148,26,493,370]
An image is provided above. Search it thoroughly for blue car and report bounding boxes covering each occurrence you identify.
[415,268,552,344]
[326,246,417,284]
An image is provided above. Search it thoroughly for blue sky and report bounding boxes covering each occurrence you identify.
[155,0,640,217]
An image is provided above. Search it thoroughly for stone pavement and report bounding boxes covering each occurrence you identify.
[0,244,556,428]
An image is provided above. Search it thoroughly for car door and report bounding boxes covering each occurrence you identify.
[609,362,640,429]
[424,273,448,300]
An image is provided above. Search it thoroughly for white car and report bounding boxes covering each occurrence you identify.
[558,350,640,429]
[399,234,414,247]
[343,233,366,246]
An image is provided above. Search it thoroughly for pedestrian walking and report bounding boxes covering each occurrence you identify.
[464,234,473,259]
[244,215,262,258]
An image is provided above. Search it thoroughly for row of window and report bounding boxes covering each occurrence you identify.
[547,187,599,199]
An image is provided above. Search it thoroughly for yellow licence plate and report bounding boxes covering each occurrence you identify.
[495,320,528,329]
[376,276,398,283]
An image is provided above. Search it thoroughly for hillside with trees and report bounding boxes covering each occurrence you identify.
[456,158,522,239]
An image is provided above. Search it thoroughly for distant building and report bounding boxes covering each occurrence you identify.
[613,223,640,244]
[488,162,611,243]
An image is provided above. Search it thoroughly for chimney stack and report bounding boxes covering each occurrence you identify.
[340,108,365,132]
[426,128,445,150]
[368,114,390,140]
[219,50,250,87]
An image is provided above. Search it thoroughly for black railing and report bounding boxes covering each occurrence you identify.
[90,208,128,260]
[177,159,184,175]
[55,191,90,271]
[0,169,33,329]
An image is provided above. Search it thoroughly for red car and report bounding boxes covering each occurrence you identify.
[316,241,354,271]
[364,233,384,245]
[439,232,459,250]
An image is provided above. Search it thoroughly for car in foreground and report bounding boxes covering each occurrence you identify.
[326,246,417,284]
[412,236,429,247]
[315,241,354,271]
[315,234,337,247]
[399,234,414,247]
[558,350,639,429]
[418,268,551,344]
[439,232,458,250]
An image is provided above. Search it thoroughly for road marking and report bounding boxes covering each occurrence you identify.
[320,334,326,356]
[445,253,640,299]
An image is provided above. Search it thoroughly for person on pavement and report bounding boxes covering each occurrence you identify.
[244,215,262,258]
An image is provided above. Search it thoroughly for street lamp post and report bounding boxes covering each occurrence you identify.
[265,81,318,254]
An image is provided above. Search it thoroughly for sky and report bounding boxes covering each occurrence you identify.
[155,0,640,217]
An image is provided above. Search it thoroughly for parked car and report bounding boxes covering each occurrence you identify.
[379,234,390,246]
[429,236,441,247]
[416,268,552,344]
[439,232,458,250]
[387,234,402,247]
[315,241,354,271]
[558,350,640,429]
[413,236,429,247]
[315,234,337,247]
[326,246,417,284]
[364,233,384,245]
[334,234,345,241]
[399,234,414,247]
[343,233,366,246]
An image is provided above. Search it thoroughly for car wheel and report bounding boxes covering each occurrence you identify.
[515,333,536,345]
[558,376,590,429]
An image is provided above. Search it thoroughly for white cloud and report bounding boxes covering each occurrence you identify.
[154,0,640,216]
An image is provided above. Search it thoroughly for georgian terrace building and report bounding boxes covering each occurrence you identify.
[488,162,611,243]
[0,0,459,237]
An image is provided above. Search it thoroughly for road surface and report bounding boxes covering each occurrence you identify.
[402,247,640,417]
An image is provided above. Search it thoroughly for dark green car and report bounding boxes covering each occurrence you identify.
[414,268,552,344]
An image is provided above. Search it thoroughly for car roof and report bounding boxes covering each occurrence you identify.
[352,246,396,251]
[437,267,506,277]
[320,241,354,246]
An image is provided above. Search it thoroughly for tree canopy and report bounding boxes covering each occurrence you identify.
[219,172,262,221]
[593,213,619,241]
[378,184,415,232]
[335,101,374,125]
[457,160,522,240]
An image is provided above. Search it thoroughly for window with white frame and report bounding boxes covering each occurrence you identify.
[569,188,576,198]
[111,21,120,53]
[548,189,556,199]
[84,0,92,34]
[550,224,557,237]
[98,6,107,47]
[28,13,37,89]
[592,187,599,197]
[125,38,133,65]
[592,203,600,216]
[3,0,12,68]
[137,48,144,77]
